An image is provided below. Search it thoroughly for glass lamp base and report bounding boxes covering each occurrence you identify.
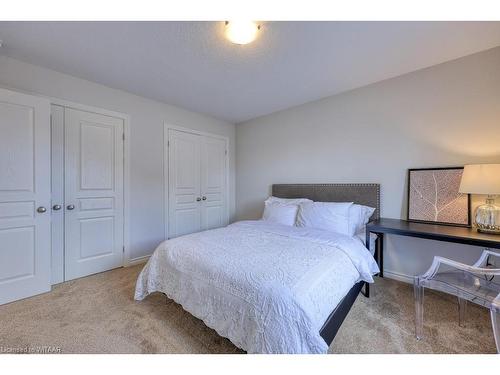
[477,227,500,234]
[474,199,500,235]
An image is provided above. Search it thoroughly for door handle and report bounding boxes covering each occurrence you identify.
[196,197,201,202]
[37,206,47,213]
[52,204,62,211]
[66,204,75,210]
[202,196,207,201]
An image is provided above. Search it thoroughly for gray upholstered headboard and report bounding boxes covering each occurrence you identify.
[271,183,380,221]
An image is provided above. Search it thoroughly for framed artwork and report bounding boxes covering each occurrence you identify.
[407,167,471,227]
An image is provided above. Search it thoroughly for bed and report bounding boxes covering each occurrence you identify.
[135,183,381,353]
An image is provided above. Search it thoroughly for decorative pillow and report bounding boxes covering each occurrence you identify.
[348,204,376,235]
[265,196,313,206]
[262,202,299,226]
[296,202,353,235]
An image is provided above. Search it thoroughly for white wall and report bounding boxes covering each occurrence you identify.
[0,55,235,261]
[236,47,500,282]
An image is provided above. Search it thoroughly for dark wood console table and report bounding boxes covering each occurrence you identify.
[366,218,500,278]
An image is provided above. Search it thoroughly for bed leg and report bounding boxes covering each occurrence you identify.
[362,282,370,298]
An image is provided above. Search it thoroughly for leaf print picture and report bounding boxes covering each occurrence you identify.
[407,167,471,226]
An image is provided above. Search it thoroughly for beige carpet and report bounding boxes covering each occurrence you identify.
[0,264,496,354]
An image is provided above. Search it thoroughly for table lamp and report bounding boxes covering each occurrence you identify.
[459,164,500,234]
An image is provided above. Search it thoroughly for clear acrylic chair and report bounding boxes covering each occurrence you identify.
[414,249,500,353]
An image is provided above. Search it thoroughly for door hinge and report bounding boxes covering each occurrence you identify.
[167,141,170,147]
[122,132,125,141]
[122,246,125,253]
[225,149,227,155]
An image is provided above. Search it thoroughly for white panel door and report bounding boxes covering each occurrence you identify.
[0,88,51,305]
[50,105,65,284]
[168,129,201,238]
[201,136,227,230]
[64,108,124,280]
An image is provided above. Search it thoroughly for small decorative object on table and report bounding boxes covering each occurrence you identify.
[459,164,500,234]
[407,167,470,226]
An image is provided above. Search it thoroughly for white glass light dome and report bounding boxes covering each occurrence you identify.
[224,21,260,45]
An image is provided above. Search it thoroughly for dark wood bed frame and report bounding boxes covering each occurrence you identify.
[271,183,381,346]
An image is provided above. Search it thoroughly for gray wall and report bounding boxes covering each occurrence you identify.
[0,55,235,261]
[236,47,500,282]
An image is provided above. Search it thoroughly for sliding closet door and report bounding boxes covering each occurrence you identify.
[200,136,227,230]
[168,129,202,238]
[64,108,124,280]
[0,88,51,305]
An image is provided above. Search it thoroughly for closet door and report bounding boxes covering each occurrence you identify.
[168,129,202,238]
[64,108,124,280]
[200,136,227,230]
[0,88,51,304]
[50,105,65,284]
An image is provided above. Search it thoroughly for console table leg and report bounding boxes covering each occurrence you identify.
[378,233,384,278]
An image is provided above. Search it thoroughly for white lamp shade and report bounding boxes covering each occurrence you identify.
[459,164,500,194]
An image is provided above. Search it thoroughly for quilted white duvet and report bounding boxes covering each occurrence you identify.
[134,220,379,354]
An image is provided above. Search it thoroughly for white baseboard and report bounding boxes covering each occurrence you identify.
[383,269,414,284]
[126,255,150,267]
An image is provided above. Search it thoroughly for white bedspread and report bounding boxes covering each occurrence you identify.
[134,220,379,354]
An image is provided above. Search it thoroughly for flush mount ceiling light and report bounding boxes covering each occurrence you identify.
[224,21,260,45]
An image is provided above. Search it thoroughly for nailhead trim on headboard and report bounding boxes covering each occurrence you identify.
[271,183,381,220]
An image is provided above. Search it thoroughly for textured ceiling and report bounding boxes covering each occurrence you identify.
[0,21,499,123]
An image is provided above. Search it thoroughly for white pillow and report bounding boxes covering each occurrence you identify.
[296,202,353,235]
[265,196,313,205]
[262,202,299,226]
[349,204,376,235]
